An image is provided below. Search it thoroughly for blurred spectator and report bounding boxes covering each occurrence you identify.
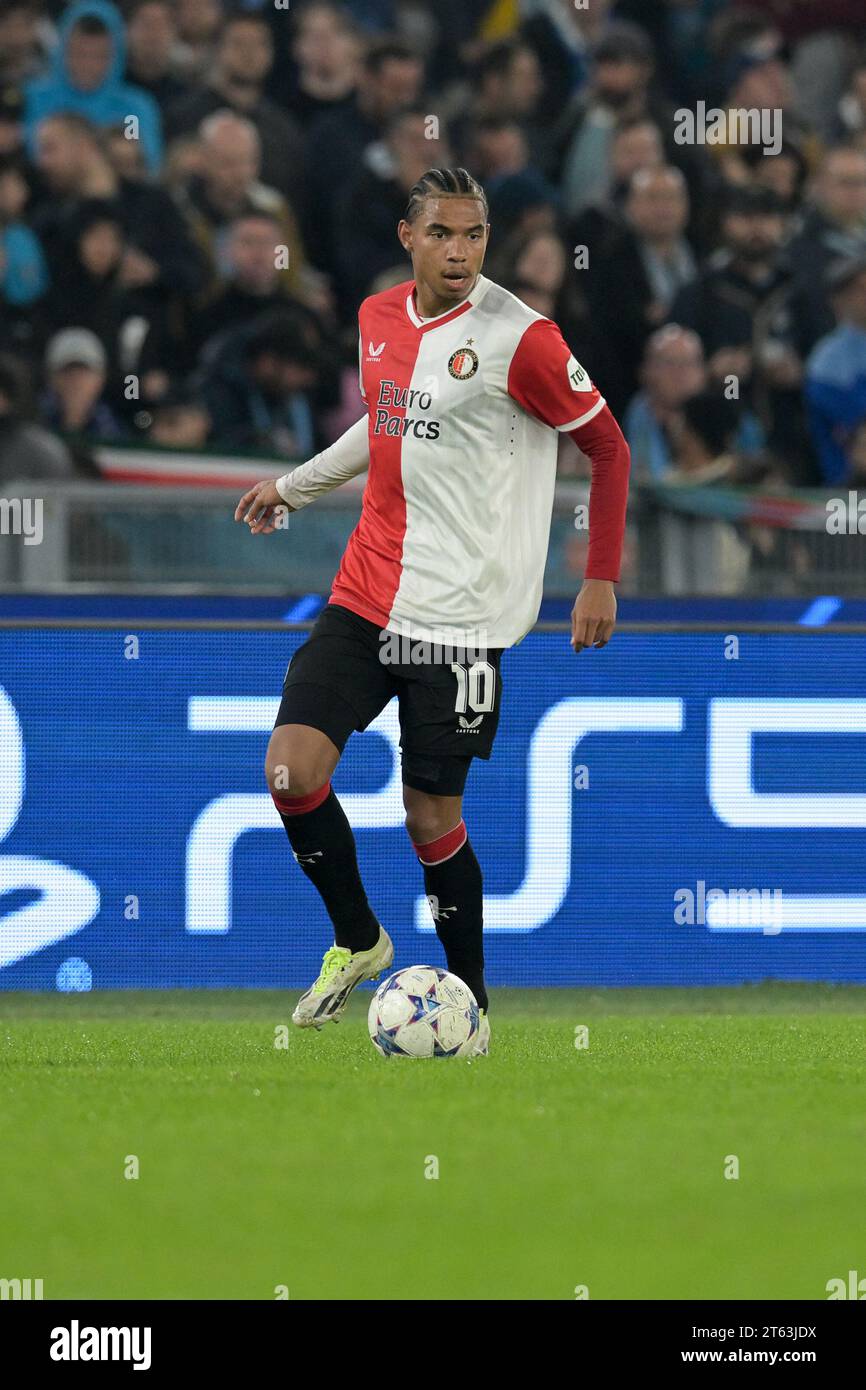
[335,106,450,310]
[41,327,124,440]
[0,0,858,492]
[669,388,754,481]
[837,52,866,144]
[278,1,363,125]
[787,145,866,352]
[520,0,615,115]
[104,121,149,180]
[583,166,696,414]
[552,23,653,212]
[0,0,48,87]
[568,116,665,261]
[664,0,743,105]
[0,153,47,307]
[607,116,665,195]
[24,0,163,173]
[622,167,697,315]
[741,1,865,146]
[37,201,136,365]
[465,115,559,241]
[124,0,186,111]
[497,225,609,394]
[624,324,763,479]
[146,386,211,450]
[625,324,706,479]
[553,20,714,243]
[341,0,396,32]
[661,387,753,592]
[805,257,866,484]
[668,183,811,478]
[0,351,76,479]
[469,115,530,184]
[197,309,338,457]
[737,140,810,213]
[192,211,304,353]
[31,113,206,335]
[502,228,568,306]
[450,38,546,165]
[164,10,304,201]
[709,47,821,188]
[173,0,224,79]
[302,37,424,276]
[176,110,306,298]
[486,168,560,244]
[667,384,796,591]
[506,275,555,321]
[0,86,26,158]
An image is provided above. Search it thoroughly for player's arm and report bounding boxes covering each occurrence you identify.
[507,318,631,652]
[565,408,630,652]
[234,415,370,535]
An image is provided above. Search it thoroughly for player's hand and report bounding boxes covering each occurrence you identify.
[234,479,294,535]
[571,579,616,652]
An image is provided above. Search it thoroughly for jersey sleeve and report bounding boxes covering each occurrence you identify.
[275,415,370,510]
[506,318,606,432]
[358,330,367,402]
[565,406,631,583]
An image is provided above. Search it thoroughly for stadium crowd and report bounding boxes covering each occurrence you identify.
[1,0,866,489]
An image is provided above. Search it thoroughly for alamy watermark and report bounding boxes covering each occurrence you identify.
[674,102,782,157]
[0,497,43,545]
[378,620,490,666]
[826,491,866,534]
[674,879,783,934]
[0,1276,44,1299]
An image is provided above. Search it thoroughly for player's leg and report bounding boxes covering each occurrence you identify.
[268,606,397,1027]
[403,776,489,1017]
[395,641,504,1047]
[266,718,380,954]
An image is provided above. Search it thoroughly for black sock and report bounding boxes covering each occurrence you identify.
[273,784,380,953]
[416,827,488,1013]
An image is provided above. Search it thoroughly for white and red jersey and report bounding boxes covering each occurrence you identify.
[276,273,630,648]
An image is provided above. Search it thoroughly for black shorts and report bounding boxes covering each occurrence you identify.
[275,603,504,796]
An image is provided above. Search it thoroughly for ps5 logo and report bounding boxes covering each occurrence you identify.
[0,687,100,968]
[185,695,866,936]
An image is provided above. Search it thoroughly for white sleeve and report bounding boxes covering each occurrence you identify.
[274,415,369,510]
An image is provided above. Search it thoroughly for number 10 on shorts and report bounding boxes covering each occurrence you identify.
[451,661,496,713]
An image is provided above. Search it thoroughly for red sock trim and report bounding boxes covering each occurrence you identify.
[271,780,331,816]
[412,819,467,865]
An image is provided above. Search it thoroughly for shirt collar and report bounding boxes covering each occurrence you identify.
[405,274,491,331]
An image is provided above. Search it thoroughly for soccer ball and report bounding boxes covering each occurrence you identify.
[368,966,480,1058]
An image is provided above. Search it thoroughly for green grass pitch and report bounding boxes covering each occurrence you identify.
[2,984,865,1301]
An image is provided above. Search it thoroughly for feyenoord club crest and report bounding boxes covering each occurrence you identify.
[448,346,479,380]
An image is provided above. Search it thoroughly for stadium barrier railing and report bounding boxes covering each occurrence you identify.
[1,453,864,594]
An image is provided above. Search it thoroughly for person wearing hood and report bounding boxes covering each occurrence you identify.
[24,0,163,173]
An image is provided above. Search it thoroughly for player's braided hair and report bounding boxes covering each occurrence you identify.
[404,168,489,224]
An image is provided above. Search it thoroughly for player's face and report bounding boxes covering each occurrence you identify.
[399,197,489,308]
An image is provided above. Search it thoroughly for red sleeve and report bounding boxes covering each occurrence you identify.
[507,317,606,431]
[568,406,631,583]
[507,318,630,583]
